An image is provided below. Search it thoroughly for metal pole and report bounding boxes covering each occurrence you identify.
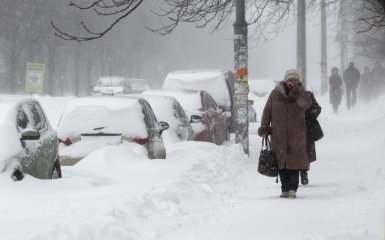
[296,0,307,88]
[233,0,249,155]
[321,0,328,95]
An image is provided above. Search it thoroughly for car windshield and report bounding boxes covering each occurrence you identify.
[97,77,124,87]
[127,79,149,91]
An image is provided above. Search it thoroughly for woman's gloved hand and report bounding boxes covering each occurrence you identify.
[258,126,271,137]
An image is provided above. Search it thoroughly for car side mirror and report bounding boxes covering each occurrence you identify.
[190,115,202,123]
[158,121,169,135]
[20,129,40,141]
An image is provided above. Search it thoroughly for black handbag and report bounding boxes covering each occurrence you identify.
[307,118,324,141]
[258,137,278,177]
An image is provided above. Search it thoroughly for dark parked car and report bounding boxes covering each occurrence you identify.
[57,96,169,165]
[143,89,228,145]
[0,96,61,181]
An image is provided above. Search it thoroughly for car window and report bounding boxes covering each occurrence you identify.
[140,100,157,129]
[204,93,218,110]
[26,103,48,131]
[174,101,188,121]
[16,108,30,131]
[145,102,158,123]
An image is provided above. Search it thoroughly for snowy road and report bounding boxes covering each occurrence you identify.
[0,94,384,240]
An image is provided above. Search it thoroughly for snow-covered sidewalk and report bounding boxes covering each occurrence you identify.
[0,94,384,240]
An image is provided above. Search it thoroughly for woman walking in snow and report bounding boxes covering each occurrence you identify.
[258,69,311,199]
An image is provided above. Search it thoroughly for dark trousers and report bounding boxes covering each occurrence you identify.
[346,86,357,110]
[279,169,299,192]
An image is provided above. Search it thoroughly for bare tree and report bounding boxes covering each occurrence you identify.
[51,0,144,41]
[359,0,385,31]
[52,0,296,41]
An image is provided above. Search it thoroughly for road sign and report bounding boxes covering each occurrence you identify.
[25,63,45,94]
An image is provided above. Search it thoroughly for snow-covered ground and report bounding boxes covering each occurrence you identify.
[0,93,384,240]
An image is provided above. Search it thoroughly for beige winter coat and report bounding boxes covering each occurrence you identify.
[258,81,312,170]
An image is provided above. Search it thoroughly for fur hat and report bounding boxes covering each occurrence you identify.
[284,69,301,82]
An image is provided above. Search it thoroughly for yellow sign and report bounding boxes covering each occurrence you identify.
[25,63,45,93]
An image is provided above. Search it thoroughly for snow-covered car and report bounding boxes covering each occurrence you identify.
[143,89,228,145]
[139,94,195,144]
[126,78,151,93]
[248,100,257,122]
[93,76,133,95]
[57,96,169,165]
[162,69,235,132]
[0,96,61,181]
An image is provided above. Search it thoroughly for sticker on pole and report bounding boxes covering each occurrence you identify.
[25,63,45,94]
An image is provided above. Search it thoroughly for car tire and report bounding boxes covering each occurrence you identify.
[51,159,62,179]
[12,168,24,181]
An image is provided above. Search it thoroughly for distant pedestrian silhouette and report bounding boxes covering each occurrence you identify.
[360,66,372,104]
[371,60,385,99]
[329,67,343,113]
[343,62,360,110]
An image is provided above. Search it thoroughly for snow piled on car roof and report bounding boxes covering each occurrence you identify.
[57,97,148,139]
[163,70,231,107]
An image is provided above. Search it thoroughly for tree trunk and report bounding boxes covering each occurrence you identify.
[46,38,57,96]
[320,0,328,95]
[8,55,17,94]
[297,0,307,88]
[339,1,348,73]
[86,58,93,95]
[233,0,249,155]
[73,42,81,96]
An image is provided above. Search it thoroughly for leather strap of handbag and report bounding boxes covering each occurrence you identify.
[262,136,272,150]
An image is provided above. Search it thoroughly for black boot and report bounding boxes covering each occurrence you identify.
[300,171,308,185]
